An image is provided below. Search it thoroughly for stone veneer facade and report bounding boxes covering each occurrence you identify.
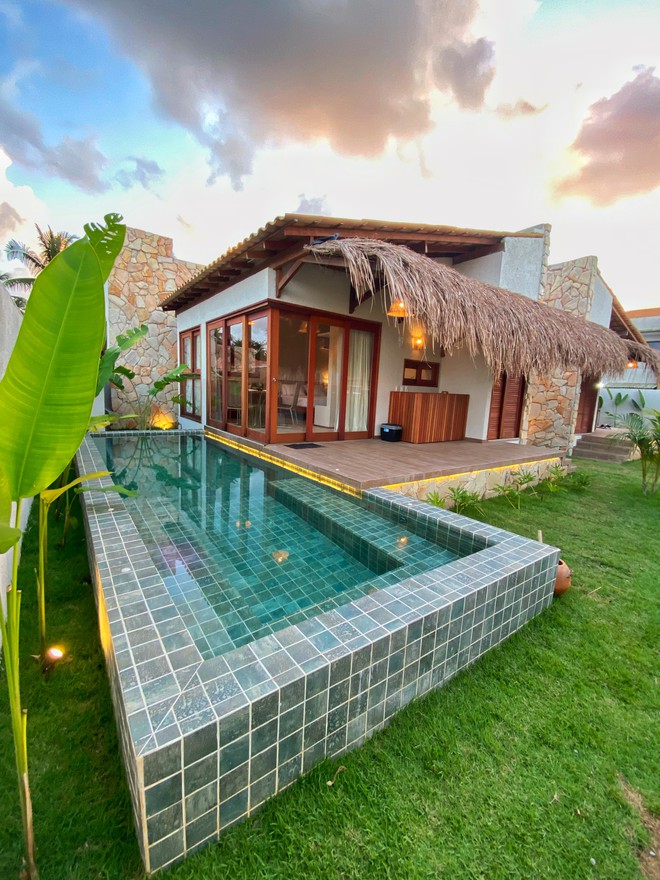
[107,228,201,426]
[520,255,598,452]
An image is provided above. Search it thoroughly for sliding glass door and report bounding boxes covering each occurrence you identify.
[206,310,269,439]
[204,306,378,443]
[309,318,345,441]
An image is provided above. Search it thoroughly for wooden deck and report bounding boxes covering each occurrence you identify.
[264,437,558,490]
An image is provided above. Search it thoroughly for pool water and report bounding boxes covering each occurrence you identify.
[93,433,461,659]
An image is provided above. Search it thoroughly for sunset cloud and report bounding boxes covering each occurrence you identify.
[495,99,546,119]
[0,200,23,238]
[555,67,660,205]
[63,0,496,188]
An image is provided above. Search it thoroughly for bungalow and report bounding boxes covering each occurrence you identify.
[105,214,656,493]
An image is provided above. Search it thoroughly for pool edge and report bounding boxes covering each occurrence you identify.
[77,432,560,873]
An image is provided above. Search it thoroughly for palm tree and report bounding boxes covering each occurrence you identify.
[3,224,77,295]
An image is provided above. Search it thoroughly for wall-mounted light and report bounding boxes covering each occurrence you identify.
[626,359,639,369]
[387,300,410,319]
[412,336,424,350]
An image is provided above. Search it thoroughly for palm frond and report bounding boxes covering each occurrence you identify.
[1,274,35,293]
[35,224,77,263]
[4,238,43,274]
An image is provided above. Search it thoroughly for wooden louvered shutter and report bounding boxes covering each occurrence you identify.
[488,372,526,439]
[487,373,505,439]
[500,374,526,438]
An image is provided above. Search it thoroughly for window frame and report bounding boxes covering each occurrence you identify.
[179,326,202,421]
[401,358,440,388]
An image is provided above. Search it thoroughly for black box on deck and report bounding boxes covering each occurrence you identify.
[380,424,402,442]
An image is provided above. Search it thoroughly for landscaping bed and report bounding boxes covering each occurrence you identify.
[1,459,658,879]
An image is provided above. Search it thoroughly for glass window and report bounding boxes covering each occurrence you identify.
[208,324,223,424]
[345,329,374,433]
[312,323,343,435]
[247,316,268,431]
[277,315,309,432]
[227,322,243,426]
[179,329,201,418]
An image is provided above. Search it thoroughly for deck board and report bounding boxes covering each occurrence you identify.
[265,437,558,490]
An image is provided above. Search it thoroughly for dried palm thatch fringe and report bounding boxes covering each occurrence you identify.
[305,238,660,381]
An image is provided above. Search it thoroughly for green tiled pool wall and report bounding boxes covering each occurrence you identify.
[78,434,560,874]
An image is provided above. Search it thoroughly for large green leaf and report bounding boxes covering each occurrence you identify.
[0,215,125,500]
[84,213,126,282]
[0,463,10,525]
[0,524,21,554]
[96,324,147,395]
[0,465,21,552]
[41,470,111,506]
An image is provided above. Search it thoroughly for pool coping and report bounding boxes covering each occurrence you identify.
[77,430,559,872]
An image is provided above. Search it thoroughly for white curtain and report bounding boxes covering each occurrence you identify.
[346,330,373,432]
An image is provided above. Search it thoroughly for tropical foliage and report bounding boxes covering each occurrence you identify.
[616,410,660,495]
[0,213,125,879]
[3,225,77,292]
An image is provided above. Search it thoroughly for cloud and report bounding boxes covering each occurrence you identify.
[555,67,660,205]
[496,99,547,119]
[115,156,165,190]
[295,194,330,215]
[434,37,496,111]
[0,201,23,237]
[0,67,108,193]
[63,0,496,189]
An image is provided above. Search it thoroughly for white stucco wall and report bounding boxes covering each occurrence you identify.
[437,348,493,440]
[599,387,660,423]
[499,233,546,301]
[455,251,503,286]
[0,288,33,633]
[632,314,660,336]
[175,262,500,439]
[589,273,613,327]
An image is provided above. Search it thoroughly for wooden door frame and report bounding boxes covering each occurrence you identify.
[204,303,381,445]
[268,309,309,445]
[307,315,346,442]
[244,309,270,443]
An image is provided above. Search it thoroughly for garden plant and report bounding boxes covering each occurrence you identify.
[0,213,125,879]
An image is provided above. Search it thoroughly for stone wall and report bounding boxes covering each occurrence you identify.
[520,256,597,451]
[106,228,201,426]
[388,456,563,505]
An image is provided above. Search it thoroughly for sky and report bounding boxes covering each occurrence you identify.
[0,0,659,309]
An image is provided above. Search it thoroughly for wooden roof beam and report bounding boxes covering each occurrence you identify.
[280,225,500,246]
[452,242,505,265]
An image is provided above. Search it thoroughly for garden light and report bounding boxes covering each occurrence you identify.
[40,645,67,677]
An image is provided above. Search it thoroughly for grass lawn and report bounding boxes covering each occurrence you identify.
[1,458,658,879]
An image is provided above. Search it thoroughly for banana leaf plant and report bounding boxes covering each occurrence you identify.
[96,323,148,395]
[136,363,192,428]
[0,213,125,880]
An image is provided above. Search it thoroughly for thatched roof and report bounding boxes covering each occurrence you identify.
[305,238,660,381]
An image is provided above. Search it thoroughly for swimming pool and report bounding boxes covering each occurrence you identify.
[78,430,559,872]
[93,433,461,658]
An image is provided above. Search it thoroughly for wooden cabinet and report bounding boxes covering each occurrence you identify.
[388,391,469,443]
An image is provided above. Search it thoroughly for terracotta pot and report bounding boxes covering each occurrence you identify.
[554,559,572,596]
